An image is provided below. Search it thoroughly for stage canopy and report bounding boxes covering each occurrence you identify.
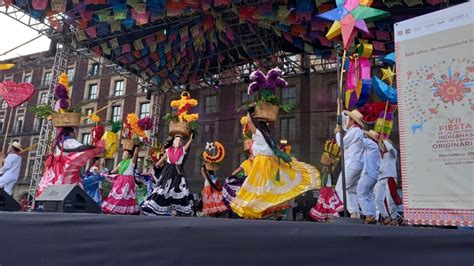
[1,0,468,90]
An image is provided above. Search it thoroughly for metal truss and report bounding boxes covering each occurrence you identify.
[28,42,70,207]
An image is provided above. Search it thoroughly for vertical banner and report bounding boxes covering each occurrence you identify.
[395,2,474,226]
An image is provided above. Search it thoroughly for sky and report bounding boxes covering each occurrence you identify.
[0,13,51,61]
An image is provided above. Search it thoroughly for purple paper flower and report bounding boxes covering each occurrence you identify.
[138,116,153,130]
[54,84,69,100]
[274,77,288,89]
[247,81,261,96]
[59,99,69,109]
[266,67,282,82]
[250,70,266,86]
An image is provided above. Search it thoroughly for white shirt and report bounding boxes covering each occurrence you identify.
[336,126,364,170]
[362,138,382,179]
[252,129,273,156]
[378,140,398,179]
[0,153,22,195]
[55,138,84,155]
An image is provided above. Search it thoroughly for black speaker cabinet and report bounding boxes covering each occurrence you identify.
[0,188,21,212]
[34,184,102,214]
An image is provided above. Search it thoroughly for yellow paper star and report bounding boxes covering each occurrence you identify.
[381,67,395,85]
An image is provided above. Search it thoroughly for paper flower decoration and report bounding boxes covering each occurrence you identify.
[138,116,153,130]
[91,114,101,123]
[205,142,216,152]
[202,141,225,163]
[240,116,252,139]
[126,113,146,138]
[170,92,199,122]
[247,67,287,95]
[318,0,389,49]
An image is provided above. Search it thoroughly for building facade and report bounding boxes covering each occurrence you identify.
[0,52,399,200]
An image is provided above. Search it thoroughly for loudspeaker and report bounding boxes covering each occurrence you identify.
[0,188,21,212]
[34,184,101,214]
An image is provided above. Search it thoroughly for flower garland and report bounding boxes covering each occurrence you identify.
[202,141,225,163]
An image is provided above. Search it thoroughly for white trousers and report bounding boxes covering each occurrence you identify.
[374,177,398,218]
[336,168,362,214]
[356,171,378,216]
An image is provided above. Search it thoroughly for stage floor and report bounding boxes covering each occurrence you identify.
[0,212,473,266]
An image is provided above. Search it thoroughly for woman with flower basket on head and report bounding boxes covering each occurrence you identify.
[230,68,321,219]
[35,73,104,198]
[201,141,227,217]
[141,92,198,216]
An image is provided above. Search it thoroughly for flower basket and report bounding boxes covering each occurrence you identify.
[51,112,81,127]
[205,162,220,171]
[169,120,190,138]
[254,102,279,122]
[243,139,252,152]
[121,139,135,150]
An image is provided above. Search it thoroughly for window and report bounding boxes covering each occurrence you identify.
[139,102,150,118]
[205,95,218,113]
[281,87,296,105]
[111,105,122,122]
[25,159,35,180]
[23,73,32,83]
[1,100,7,109]
[15,115,24,133]
[85,108,94,124]
[241,91,251,105]
[3,74,13,81]
[34,118,44,132]
[0,118,3,133]
[82,133,91,145]
[328,83,338,102]
[113,80,124,96]
[39,92,48,105]
[88,84,98,100]
[280,117,296,141]
[90,63,100,76]
[42,71,52,86]
[201,123,216,143]
[67,68,75,82]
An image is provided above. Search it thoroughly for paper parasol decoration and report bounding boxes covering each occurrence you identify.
[382,52,395,65]
[318,0,389,49]
[372,76,397,104]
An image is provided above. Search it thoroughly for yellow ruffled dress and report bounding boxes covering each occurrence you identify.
[230,130,321,219]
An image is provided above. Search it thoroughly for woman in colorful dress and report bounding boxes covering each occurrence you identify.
[230,111,320,219]
[101,146,140,215]
[201,165,227,217]
[82,157,106,204]
[141,134,194,216]
[36,127,104,198]
[222,155,253,210]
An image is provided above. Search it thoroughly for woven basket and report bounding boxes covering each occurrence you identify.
[243,139,252,152]
[205,162,220,171]
[169,120,190,138]
[254,102,279,122]
[51,113,81,127]
[121,139,135,150]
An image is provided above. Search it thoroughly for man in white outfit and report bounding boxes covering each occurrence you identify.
[0,142,23,195]
[374,138,399,225]
[334,110,365,218]
[357,130,382,224]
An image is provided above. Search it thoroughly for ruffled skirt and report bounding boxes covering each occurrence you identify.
[202,184,227,216]
[101,175,140,215]
[230,155,320,219]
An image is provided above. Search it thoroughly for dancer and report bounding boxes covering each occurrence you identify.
[0,142,23,195]
[334,110,365,218]
[135,165,155,205]
[357,130,382,224]
[230,110,320,219]
[82,157,106,204]
[36,127,104,198]
[375,138,401,225]
[200,165,227,216]
[101,146,140,215]
[141,134,194,216]
[222,154,253,209]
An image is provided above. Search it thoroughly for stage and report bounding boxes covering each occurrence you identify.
[0,213,473,266]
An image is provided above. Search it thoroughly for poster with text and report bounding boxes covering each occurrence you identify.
[395,1,473,226]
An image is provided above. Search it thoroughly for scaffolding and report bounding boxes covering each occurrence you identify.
[27,42,70,205]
